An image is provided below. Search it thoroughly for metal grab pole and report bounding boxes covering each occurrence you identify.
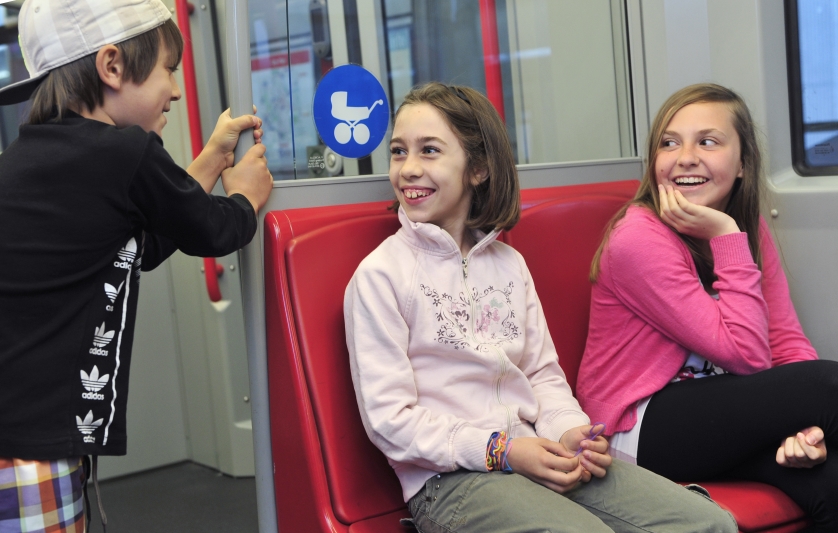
[225,0,278,532]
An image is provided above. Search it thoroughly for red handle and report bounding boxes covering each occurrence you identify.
[175,0,204,160]
[203,257,225,302]
[479,0,505,122]
[175,0,223,303]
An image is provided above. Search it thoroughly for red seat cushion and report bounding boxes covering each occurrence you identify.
[697,481,808,532]
[347,509,413,533]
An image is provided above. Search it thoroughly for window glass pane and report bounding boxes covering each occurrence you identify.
[248,0,300,180]
[504,0,633,164]
[800,0,838,167]
[249,0,635,180]
[0,4,32,151]
[789,0,838,173]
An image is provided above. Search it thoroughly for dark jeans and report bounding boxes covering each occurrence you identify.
[638,360,838,532]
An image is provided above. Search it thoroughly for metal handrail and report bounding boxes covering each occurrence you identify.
[224,0,278,531]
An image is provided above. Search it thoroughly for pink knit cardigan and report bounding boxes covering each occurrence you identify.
[577,206,817,434]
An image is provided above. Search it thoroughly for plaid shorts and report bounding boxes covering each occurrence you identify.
[0,458,85,533]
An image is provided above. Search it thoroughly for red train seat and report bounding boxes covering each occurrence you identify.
[263,180,809,533]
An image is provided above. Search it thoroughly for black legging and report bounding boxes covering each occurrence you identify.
[637,360,838,533]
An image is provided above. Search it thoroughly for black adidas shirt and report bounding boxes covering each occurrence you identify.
[0,113,257,459]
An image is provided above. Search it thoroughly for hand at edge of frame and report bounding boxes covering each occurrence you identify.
[776,426,827,468]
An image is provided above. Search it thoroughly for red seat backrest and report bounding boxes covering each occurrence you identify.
[265,202,404,533]
[505,192,634,392]
[263,182,641,532]
[286,214,406,522]
[519,180,639,210]
[263,182,641,531]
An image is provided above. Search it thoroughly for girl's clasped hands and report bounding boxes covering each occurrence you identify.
[506,424,611,493]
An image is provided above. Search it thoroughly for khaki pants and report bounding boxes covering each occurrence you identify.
[407,459,736,533]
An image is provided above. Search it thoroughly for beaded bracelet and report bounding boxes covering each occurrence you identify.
[486,431,513,472]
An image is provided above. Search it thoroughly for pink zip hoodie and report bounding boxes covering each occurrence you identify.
[345,209,589,501]
[577,205,817,434]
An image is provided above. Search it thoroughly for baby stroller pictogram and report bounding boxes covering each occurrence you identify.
[312,65,389,158]
[331,91,384,145]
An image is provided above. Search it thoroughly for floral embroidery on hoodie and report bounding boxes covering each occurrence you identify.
[421,282,520,350]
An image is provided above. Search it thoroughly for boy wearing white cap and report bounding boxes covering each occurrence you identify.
[0,1,272,531]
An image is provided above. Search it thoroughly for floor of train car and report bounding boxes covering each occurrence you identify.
[87,461,258,533]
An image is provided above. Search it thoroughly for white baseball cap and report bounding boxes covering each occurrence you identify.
[0,0,172,105]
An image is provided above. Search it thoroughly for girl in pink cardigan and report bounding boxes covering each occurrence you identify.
[577,83,838,531]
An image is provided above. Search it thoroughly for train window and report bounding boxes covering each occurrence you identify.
[786,0,838,175]
[249,0,635,180]
[0,2,30,151]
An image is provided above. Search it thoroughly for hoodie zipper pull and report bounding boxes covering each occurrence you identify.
[462,257,469,279]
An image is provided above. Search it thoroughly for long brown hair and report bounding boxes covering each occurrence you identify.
[590,83,764,283]
[391,82,520,233]
[28,19,183,125]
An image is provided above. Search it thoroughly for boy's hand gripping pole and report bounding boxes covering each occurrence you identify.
[225,0,277,532]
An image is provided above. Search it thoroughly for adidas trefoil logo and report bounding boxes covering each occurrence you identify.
[114,238,136,269]
[117,238,137,261]
[104,281,124,302]
[77,410,103,443]
[89,322,115,356]
[92,322,114,346]
[80,366,109,400]
[104,281,124,311]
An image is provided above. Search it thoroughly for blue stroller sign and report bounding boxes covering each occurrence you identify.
[313,64,389,159]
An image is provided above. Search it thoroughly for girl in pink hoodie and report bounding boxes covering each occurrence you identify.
[578,83,838,531]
